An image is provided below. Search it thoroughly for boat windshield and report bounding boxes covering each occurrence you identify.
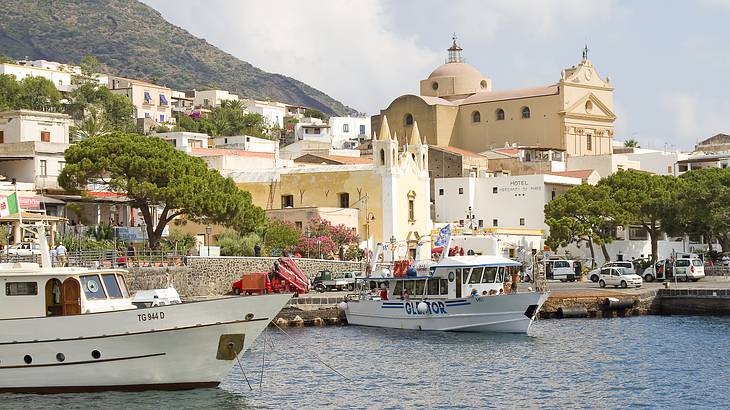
[482,267,497,283]
[102,274,123,298]
[80,275,107,300]
[117,274,130,298]
[468,267,483,284]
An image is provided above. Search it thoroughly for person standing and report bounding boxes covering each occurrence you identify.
[56,243,67,267]
[127,244,135,267]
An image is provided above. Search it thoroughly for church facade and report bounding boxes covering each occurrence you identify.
[372,38,616,157]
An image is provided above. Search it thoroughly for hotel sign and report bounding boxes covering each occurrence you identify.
[498,180,543,193]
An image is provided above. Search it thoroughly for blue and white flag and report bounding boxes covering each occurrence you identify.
[434,224,451,248]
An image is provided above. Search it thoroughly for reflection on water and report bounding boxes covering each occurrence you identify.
[3,316,729,409]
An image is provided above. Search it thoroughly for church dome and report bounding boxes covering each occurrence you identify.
[428,62,483,80]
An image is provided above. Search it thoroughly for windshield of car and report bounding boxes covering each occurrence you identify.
[676,260,690,267]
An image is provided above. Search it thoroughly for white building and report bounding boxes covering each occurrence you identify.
[614,147,690,176]
[213,135,278,154]
[191,89,239,108]
[243,99,287,129]
[328,116,370,149]
[0,62,74,92]
[566,153,640,178]
[434,173,582,253]
[294,117,331,144]
[171,90,194,113]
[154,132,208,153]
[0,110,72,192]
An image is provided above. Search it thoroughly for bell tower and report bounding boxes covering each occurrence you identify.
[407,121,428,173]
[373,115,398,172]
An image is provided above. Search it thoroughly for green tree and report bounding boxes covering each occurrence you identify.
[599,170,681,262]
[58,132,265,249]
[175,113,200,132]
[258,219,300,255]
[304,108,328,121]
[0,74,21,111]
[673,168,730,251]
[217,232,261,256]
[64,84,135,131]
[70,106,111,141]
[545,184,621,263]
[16,76,61,111]
[0,54,15,64]
[623,139,640,148]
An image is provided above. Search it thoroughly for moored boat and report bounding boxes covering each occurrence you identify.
[341,239,548,334]
[0,224,290,393]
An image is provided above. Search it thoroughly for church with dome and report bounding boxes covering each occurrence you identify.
[372,36,616,157]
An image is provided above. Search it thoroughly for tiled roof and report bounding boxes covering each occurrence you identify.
[430,145,485,158]
[459,85,559,105]
[191,147,275,159]
[546,169,595,181]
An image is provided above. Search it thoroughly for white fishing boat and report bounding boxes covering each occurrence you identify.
[340,226,549,334]
[0,224,290,393]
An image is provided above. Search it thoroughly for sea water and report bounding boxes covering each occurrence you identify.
[3,315,729,409]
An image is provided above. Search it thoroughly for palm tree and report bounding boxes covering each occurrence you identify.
[71,107,110,141]
[623,139,640,148]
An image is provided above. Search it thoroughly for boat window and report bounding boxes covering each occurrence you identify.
[102,274,123,298]
[468,267,483,284]
[427,279,439,295]
[393,281,403,295]
[116,275,130,298]
[405,280,417,295]
[80,275,107,300]
[5,282,38,296]
[497,267,505,283]
[414,280,425,296]
[482,267,497,283]
[440,279,449,295]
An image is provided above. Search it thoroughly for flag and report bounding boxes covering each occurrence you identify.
[434,224,451,248]
[0,193,19,218]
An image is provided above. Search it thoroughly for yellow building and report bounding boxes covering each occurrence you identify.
[373,37,616,157]
[226,117,431,256]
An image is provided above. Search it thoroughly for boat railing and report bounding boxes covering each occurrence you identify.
[0,249,189,269]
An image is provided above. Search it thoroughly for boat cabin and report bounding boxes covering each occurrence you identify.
[0,263,134,320]
[365,255,521,300]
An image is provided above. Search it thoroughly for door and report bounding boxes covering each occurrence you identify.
[454,270,462,298]
[61,278,81,315]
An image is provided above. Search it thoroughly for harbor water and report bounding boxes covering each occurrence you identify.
[2,315,729,409]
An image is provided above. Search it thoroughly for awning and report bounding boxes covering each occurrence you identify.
[160,94,168,105]
[143,91,152,103]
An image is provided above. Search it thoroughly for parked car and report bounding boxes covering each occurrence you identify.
[6,242,42,257]
[544,258,577,282]
[598,266,643,288]
[588,261,636,283]
[312,270,359,292]
[642,254,705,282]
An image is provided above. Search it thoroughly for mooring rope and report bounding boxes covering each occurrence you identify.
[271,321,351,382]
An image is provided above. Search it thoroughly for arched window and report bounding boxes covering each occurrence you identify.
[585,100,593,113]
[472,111,481,123]
[431,82,439,90]
[521,106,530,119]
[480,80,488,89]
[379,148,385,166]
[496,109,505,121]
[404,114,414,126]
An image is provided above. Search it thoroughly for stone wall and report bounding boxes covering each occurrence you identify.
[125,256,372,298]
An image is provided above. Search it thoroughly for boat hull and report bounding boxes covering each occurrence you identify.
[343,292,548,334]
[0,294,291,393]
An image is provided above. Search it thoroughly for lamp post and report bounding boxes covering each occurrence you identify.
[205,224,212,257]
[316,239,321,259]
[305,228,311,258]
[467,206,476,231]
[389,235,397,273]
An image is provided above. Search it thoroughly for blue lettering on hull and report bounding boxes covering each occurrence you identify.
[400,301,448,315]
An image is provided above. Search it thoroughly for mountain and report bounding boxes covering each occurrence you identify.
[0,0,355,115]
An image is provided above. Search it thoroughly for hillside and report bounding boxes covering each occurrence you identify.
[0,0,355,115]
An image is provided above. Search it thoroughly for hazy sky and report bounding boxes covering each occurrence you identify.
[143,0,730,150]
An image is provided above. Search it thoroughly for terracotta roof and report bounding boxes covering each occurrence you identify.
[430,145,485,158]
[294,154,372,165]
[459,84,559,105]
[493,148,520,156]
[546,169,596,181]
[191,147,275,159]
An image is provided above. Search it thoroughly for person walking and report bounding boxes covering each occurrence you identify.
[126,244,136,267]
[56,243,67,267]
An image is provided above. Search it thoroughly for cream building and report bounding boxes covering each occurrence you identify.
[226,116,432,257]
[108,76,173,123]
[373,38,616,157]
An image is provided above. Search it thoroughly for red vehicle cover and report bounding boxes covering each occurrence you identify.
[275,257,309,294]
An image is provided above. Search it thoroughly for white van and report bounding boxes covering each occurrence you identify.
[673,257,705,282]
[544,258,577,282]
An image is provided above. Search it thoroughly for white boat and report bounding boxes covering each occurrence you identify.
[341,255,549,334]
[0,224,290,393]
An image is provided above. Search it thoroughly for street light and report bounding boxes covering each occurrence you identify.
[316,239,321,259]
[467,206,476,231]
[205,224,212,257]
